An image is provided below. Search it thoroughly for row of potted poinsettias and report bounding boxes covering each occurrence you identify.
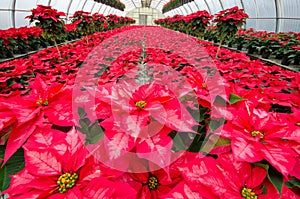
[154,10,212,38]
[95,0,126,11]
[204,27,300,66]
[156,6,300,67]
[0,5,135,59]
[156,6,249,58]
[0,25,299,198]
[162,0,194,14]
[235,29,300,66]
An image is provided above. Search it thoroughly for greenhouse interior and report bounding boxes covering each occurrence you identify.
[0,0,299,198]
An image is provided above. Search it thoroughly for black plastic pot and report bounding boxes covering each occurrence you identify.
[281,56,290,66]
[294,57,300,65]
[261,51,272,59]
[6,50,14,58]
[275,54,283,59]
[247,46,256,54]
[237,44,243,51]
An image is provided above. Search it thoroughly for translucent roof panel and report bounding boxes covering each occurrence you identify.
[205,0,222,14]
[91,3,101,14]
[120,0,141,13]
[0,11,13,29]
[221,0,242,10]
[69,0,86,16]
[183,3,192,15]
[194,0,210,13]
[50,0,70,13]
[150,0,168,10]
[82,0,95,12]
[277,0,300,32]
[189,2,198,13]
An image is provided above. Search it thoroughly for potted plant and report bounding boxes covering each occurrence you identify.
[26,5,66,56]
[185,10,212,39]
[213,6,248,57]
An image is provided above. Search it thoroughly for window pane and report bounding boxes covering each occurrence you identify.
[0,11,13,29]
[83,0,94,12]
[91,3,101,14]
[0,0,13,9]
[194,0,209,12]
[15,11,32,27]
[50,0,70,13]
[183,4,192,14]
[15,0,36,10]
[205,0,222,14]
[69,0,84,16]
[242,0,257,18]
[221,0,242,10]
[189,2,198,12]
[36,0,50,5]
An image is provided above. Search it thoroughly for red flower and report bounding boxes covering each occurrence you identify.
[221,101,298,177]
[179,153,269,198]
[4,127,101,198]
[125,158,182,198]
[1,76,73,165]
[95,76,197,133]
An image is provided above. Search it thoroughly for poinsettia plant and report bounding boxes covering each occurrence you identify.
[213,6,248,57]
[26,5,66,55]
[71,11,94,37]
[185,10,212,38]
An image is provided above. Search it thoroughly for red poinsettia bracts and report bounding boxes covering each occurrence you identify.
[179,153,269,198]
[221,101,298,177]
[1,76,73,165]
[3,126,127,198]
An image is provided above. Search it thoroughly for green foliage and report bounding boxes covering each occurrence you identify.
[0,146,25,192]
[76,108,104,145]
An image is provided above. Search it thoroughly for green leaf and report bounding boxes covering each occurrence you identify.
[229,93,245,104]
[85,121,104,145]
[78,107,87,119]
[0,146,25,191]
[213,95,227,105]
[209,118,225,131]
[78,118,90,134]
[214,136,231,147]
[267,165,284,196]
[253,162,283,195]
[285,178,300,189]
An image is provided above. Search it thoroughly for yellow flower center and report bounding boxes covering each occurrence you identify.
[135,100,147,108]
[251,130,264,139]
[57,173,79,193]
[36,98,48,106]
[296,122,300,126]
[241,187,257,199]
[202,83,207,88]
[147,175,160,190]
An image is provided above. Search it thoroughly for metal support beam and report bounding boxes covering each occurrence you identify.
[192,1,201,11]
[203,0,212,14]
[90,2,96,13]
[186,2,194,13]
[218,0,224,10]
[66,0,74,21]
[12,0,16,27]
[81,0,88,10]
[274,0,280,33]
